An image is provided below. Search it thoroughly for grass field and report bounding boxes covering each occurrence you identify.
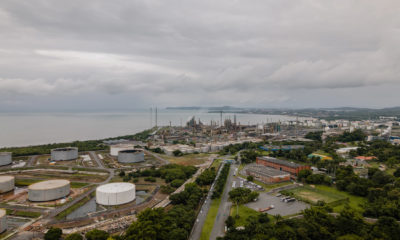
[161,153,211,166]
[284,185,365,212]
[200,197,222,240]
[230,205,260,227]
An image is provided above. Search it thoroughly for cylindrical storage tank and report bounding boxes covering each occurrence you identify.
[0,209,6,233]
[28,180,70,202]
[0,176,14,193]
[118,150,144,163]
[110,144,134,157]
[51,147,78,161]
[0,153,12,166]
[96,182,135,206]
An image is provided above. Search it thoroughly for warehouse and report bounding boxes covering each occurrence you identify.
[28,179,70,202]
[244,164,290,184]
[256,156,310,176]
[0,209,6,233]
[96,182,136,206]
[0,176,14,193]
[51,147,78,161]
[0,152,12,166]
[118,150,145,163]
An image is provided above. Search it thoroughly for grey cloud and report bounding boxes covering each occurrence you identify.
[0,0,399,109]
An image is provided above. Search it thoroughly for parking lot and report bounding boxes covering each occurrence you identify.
[245,192,309,216]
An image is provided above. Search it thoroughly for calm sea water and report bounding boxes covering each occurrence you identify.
[0,109,299,148]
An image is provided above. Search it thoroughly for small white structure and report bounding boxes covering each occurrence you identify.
[118,150,145,163]
[96,182,136,206]
[0,209,6,233]
[51,147,78,161]
[28,180,70,202]
[0,176,14,193]
[110,144,134,157]
[0,152,12,166]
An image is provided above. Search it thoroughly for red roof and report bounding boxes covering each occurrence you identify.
[354,156,376,161]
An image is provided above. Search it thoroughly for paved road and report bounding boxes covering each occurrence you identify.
[26,155,38,167]
[89,151,105,169]
[189,162,225,240]
[209,164,236,240]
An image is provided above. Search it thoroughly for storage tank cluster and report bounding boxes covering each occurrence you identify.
[0,176,14,193]
[51,147,78,161]
[28,180,70,202]
[118,150,145,163]
[96,182,135,206]
[0,209,6,233]
[0,152,12,166]
[110,144,134,157]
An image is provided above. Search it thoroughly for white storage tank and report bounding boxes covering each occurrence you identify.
[110,144,134,157]
[51,147,78,161]
[96,182,135,206]
[0,176,14,193]
[0,209,6,233]
[28,180,70,202]
[0,152,12,166]
[118,150,145,163]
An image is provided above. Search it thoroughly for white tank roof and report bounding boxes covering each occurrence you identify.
[29,180,70,190]
[97,182,135,193]
[0,176,14,182]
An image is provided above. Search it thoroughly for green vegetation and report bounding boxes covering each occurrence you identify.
[44,227,62,240]
[229,187,259,205]
[305,131,323,141]
[55,192,95,220]
[0,128,154,156]
[337,129,366,142]
[212,164,230,199]
[15,178,41,186]
[85,229,109,240]
[200,197,222,240]
[65,233,83,240]
[70,182,89,188]
[125,183,204,240]
[220,141,264,155]
[6,209,41,218]
[282,185,365,213]
[196,167,217,186]
[229,205,262,227]
[221,204,400,240]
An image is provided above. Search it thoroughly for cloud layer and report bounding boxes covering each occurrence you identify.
[0,0,400,109]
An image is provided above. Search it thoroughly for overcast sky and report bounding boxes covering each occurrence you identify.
[0,0,400,111]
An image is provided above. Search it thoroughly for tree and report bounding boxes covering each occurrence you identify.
[394,168,400,178]
[65,233,83,240]
[44,227,62,240]
[85,229,109,240]
[305,131,323,141]
[246,175,254,182]
[173,150,183,156]
[119,170,126,177]
[225,216,235,230]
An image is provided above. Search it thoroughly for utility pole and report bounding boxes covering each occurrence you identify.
[150,107,153,128]
[155,107,158,128]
